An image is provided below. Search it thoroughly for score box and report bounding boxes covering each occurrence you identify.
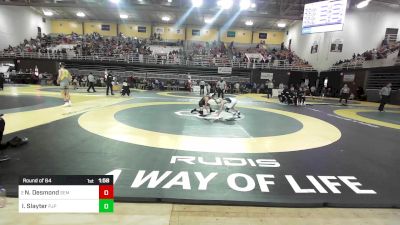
[19,175,113,213]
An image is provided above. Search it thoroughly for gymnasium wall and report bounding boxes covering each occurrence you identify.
[253,30,285,45]
[118,24,151,39]
[153,25,186,41]
[284,4,400,71]
[49,20,284,44]
[83,22,117,36]
[51,20,83,35]
[220,29,252,44]
[0,6,51,50]
[185,27,219,42]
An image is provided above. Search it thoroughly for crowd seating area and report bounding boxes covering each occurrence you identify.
[2,32,155,57]
[330,41,400,70]
[186,41,312,68]
[1,32,315,71]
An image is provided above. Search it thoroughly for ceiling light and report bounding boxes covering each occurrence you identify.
[168,0,172,2]
[43,11,53,16]
[251,3,256,8]
[204,18,214,24]
[76,12,85,17]
[356,0,371,8]
[277,23,286,28]
[162,16,170,21]
[120,14,128,19]
[217,0,233,9]
[245,20,253,26]
[192,0,203,7]
[109,0,120,4]
[240,0,251,10]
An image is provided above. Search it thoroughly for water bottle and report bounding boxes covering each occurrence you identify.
[0,186,6,208]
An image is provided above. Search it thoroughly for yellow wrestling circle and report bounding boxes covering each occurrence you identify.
[334,109,400,130]
[78,102,341,153]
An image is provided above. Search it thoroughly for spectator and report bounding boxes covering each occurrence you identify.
[199,80,205,96]
[266,80,274,98]
[378,83,392,112]
[121,80,131,96]
[339,84,350,105]
[106,71,114,96]
[0,73,4,90]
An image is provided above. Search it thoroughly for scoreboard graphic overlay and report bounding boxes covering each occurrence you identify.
[19,175,114,213]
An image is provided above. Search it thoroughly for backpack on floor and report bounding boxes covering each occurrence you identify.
[8,136,29,147]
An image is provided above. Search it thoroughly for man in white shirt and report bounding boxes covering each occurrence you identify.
[378,83,392,112]
[234,82,240,94]
[87,73,96,93]
[339,84,350,105]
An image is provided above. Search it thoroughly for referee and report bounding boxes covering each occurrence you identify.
[216,78,226,98]
[378,83,392,112]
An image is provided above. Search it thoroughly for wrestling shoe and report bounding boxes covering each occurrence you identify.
[191,109,196,113]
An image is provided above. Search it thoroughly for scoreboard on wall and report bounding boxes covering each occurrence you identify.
[19,175,114,213]
[302,0,347,34]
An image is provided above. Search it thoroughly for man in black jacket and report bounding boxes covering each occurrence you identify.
[0,73,4,91]
[0,114,9,161]
[0,114,5,148]
[106,72,114,96]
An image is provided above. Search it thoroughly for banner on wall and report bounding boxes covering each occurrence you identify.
[101,24,110,31]
[260,72,273,80]
[311,41,319,54]
[331,38,344,52]
[138,26,147,33]
[218,67,232,74]
[343,74,355,82]
[155,27,164,34]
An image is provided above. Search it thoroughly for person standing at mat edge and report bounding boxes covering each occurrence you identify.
[57,63,72,106]
[87,73,96,93]
[106,71,114,96]
[217,78,226,98]
[267,80,274,98]
[0,73,4,91]
[339,84,350,105]
[378,83,392,112]
[199,80,205,96]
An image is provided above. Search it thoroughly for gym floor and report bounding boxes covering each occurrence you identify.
[0,84,399,224]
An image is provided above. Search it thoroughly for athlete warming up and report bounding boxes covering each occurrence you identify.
[57,63,72,106]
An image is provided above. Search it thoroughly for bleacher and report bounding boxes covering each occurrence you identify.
[65,63,250,88]
[366,71,400,103]
[329,36,400,71]
[0,32,316,72]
